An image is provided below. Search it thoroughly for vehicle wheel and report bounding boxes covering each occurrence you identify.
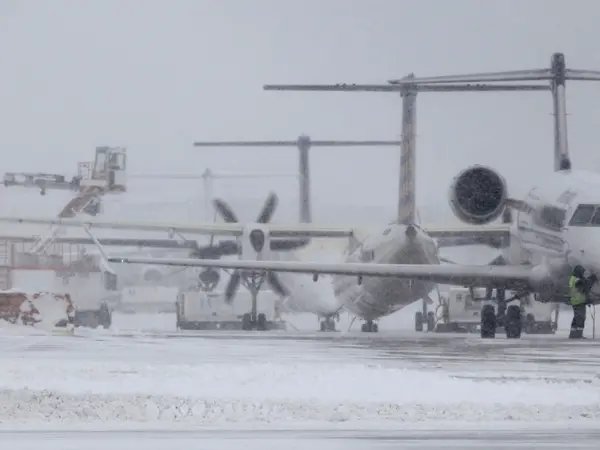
[242,313,252,330]
[481,304,496,338]
[257,313,267,331]
[372,323,379,333]
[505,305,522,339]
[426,311,435,332]
[320,321,326,332]
[415,311,424,332]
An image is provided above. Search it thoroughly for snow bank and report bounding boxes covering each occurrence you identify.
[1,389,599,426]
[27,293,71,330]
[1,359,599,425]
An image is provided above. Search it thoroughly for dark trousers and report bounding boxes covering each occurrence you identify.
[569,304,587,338]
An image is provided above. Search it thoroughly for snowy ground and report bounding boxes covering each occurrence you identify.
[1,302,600,435]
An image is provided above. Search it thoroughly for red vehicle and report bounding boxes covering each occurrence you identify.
[0,289,75,328]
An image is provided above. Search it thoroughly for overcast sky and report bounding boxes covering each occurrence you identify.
[1,0,599,226]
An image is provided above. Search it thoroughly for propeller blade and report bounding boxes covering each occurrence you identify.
[256,191,278,223]
[212,198,239,223]
[224,270,241,304]
[267,271,289,297]
[269,238,310,251]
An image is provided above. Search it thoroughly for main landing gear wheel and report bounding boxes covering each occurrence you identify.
[480,304,496,338]
[242,312,268,331]
[426,311,435,332]
[415,311,435,332]
[361,320,378,333]
[504,305,522,339]
[415,311,424,331]
[319,316,336,332]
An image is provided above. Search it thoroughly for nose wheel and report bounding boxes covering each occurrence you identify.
[361,320,378,332]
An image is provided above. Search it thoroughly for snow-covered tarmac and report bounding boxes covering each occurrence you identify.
[1,310,600,448]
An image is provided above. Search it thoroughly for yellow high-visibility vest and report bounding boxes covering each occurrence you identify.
[569,275,586,305]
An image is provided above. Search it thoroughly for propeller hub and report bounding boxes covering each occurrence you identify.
[249,229,266,252]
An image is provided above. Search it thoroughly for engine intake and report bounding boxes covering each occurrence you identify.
[448,165,508,225]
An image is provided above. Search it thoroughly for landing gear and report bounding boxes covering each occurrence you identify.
[480,304,496,338]
[479,291,523,339]
[415,310,435,332]
[239,272,270,331]
[361,320,378,333]
[319,315,337,332]
[505,304,522,339]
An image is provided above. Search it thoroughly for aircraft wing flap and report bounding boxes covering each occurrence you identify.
[108,257,536,291]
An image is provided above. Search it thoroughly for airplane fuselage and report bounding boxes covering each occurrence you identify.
[484,169,600,302]
[331,224,439,321]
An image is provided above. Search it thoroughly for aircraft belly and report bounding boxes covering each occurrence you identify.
[334,233,438,320]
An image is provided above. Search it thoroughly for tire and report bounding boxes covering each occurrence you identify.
[426,311,435,332]
[505,305,522,339]
[372,323,379,333]
[481,304,496,338]
[320,321,326,332]
[242,313,252,330]
[415,311,424,332]
[257,313,267,331]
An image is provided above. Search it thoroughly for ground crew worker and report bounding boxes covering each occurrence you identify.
[569,265,597,339]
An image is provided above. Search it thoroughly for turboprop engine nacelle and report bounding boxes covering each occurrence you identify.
[240,224,271,261]
[448,165,508,225]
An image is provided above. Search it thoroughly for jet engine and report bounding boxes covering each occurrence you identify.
[448,165,508,225]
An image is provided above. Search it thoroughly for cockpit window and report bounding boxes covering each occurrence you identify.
[569,204,596,226]
[591,209,600,226]
[537,206,566,231]
[383,228,391,235]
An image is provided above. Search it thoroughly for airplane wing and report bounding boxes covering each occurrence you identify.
[0,234,200,249]
[0,216,355,238]
[422,225,511,249]
[107,256,539,291]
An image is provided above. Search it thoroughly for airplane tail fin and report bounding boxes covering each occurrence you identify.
[397,79,417,225]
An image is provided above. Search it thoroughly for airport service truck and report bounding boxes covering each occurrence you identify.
[434,287,558,335]
[116,285,178,314]
[176,288,286,331]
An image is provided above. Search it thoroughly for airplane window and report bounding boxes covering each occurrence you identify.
[569,204,596,226]
[591,208,600,226]
[537,205,566,231]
